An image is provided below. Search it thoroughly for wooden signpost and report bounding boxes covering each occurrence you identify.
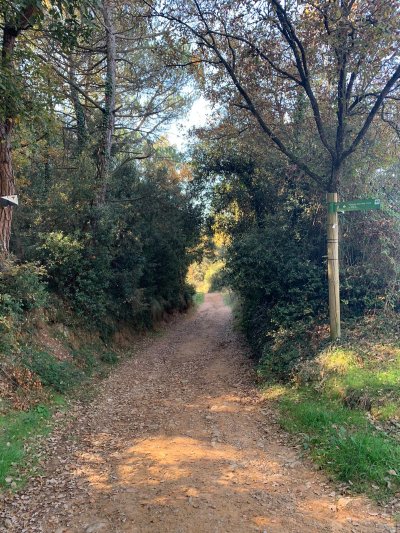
[327,196,381,341]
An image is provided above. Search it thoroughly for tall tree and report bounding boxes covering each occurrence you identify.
[151,0,400,338]
[95,0,116,206]
[0,0,92,257]
[0,1,38,256]
[47,0,191,206]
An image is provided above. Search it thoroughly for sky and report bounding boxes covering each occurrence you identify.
[166,95,213,151]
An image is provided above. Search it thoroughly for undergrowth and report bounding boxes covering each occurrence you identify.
[260,313,400,502]
[0,339,121,490]
[23,348,86,393]
[222,290,236,308]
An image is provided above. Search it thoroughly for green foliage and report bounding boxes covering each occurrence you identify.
[35,231,111,324]
[100,351,118,365]
[258,324,314,381]
[193,292,205,306]
[12,152,201,332]
[37,232,84,290]
[226,225,325,323]
[221,220,326,378]
[192,136,400,380]
[0,259,48,314]
[340,210,400,314]
[71,347,97,373]
[23,348,85,393]
[208,266,227,292]
[0,260,48,353]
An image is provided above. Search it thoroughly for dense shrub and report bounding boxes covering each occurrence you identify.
[208,267,227,292]
[100,351,119,365]
[35,231,112,324]
[0,259,48,314]
[0,260,48,353]
[340,214,400,314]
[192,138,400,381]
[222,222,326,378]
[12,154,201,333]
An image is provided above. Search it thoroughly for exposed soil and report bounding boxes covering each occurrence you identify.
[0,293,396,532]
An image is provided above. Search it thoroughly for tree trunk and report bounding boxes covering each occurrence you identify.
[0,122,16,256]
[96,0,116,206]
[0,4,37,257]
[0,27,18,257]
[69,61,87,154]
[327,191,340,340]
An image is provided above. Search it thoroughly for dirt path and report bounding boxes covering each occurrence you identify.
[0,293,395,533]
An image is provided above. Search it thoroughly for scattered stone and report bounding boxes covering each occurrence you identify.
[84,521,108,532]
[3,518,13,529]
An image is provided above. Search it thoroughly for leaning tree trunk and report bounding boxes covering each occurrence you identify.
[95,0,116,206]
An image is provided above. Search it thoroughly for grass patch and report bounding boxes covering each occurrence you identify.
[259,315,400,502]
[23,348,86,393]
[318,346,400,420]
[275,387,400,500]
[0,403,54,489]
[193,292,205,306]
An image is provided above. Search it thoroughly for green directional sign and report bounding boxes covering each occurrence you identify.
[335,198,381,212]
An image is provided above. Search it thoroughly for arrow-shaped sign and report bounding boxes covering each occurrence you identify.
[0,195,19,207]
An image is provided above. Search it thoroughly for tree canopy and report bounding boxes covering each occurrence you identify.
[0,0,399,347]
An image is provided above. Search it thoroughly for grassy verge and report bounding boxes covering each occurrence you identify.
[0,396,65,490]
[271,386,400,501]
[193,292,205,306]
[260,316,400,502]
[0,342,121,491]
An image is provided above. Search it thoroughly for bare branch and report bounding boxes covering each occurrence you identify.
[35,53,105,112]
[270,0,334,157]
[342,62,400,161]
